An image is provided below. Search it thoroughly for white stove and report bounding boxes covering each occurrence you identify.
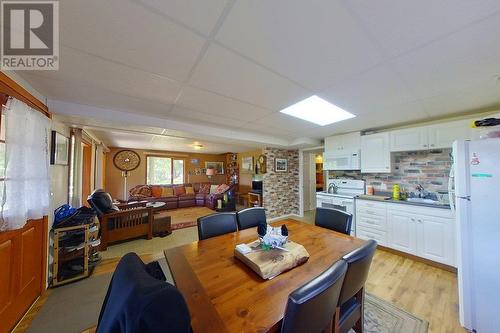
[316,179,365,236]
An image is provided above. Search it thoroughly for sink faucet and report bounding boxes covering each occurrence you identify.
[416,184,426,198]
[328,183,338,194]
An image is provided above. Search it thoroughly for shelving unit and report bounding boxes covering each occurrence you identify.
[226,153,239,188]
[52,222,100,287]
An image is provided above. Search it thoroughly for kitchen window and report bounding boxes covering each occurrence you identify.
[146,156,184,185]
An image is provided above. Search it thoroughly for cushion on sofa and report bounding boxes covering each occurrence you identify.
[162,187,174,197]
[185,186,194,195]
[151,186,162,198]
[130,185,152,198]
[215,184,230,194]
[198,183,210,194]
[174,186,186,196]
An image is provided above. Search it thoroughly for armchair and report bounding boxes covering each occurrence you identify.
[88,190,153,251]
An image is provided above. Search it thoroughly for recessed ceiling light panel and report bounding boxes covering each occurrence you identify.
[279,95,355,126]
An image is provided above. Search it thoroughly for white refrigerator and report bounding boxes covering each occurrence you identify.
[453,139,500,333]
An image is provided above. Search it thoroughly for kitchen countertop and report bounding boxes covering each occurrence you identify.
[355,195,451,210]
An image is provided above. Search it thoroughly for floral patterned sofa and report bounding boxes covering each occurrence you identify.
[128,183,234,210]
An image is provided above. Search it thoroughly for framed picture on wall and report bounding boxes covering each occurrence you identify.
[205,161,224,174]
[190,158,200,165]
[275,158,288,172]
[50,131,69,165]
[241,156,253,173]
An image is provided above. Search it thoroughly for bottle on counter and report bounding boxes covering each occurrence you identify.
[393,184,400,200]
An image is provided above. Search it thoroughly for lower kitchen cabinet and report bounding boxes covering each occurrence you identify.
[416,214,455,265]
[387,210,417,255]
[356,199,456,266]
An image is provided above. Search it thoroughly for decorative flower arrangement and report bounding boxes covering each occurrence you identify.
[257,222,288,250]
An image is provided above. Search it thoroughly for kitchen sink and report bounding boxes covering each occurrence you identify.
[406,198,441,204]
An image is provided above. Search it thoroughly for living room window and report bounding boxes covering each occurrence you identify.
[146,156,184,185]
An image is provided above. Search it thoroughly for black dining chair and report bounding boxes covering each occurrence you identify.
[236,207,267,230]
[315,207,353,235]
[197,212,238,240]
[334,240,377,333]
[281,260,348,333]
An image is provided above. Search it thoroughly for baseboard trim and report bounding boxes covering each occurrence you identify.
[378,245,457,273]
[267,214,302,222]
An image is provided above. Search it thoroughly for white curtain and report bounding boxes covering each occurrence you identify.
[0,98,50,231]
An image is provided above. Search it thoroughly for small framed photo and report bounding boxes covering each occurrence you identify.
[50,131,69,165]
[190,158,200,165]
[275,158,288,172]
[241,156,253,172]
[205,161,224,174]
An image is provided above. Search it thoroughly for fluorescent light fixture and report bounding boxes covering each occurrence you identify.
[280,95,355,126]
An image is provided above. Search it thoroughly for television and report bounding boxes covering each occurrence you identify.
[252,181,263,192]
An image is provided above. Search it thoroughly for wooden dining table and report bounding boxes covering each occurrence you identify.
[164,218,365,333]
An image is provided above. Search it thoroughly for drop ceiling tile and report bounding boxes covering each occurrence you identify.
[25,47,181,105]
[215,0,384,90]
[319,64,417,116]
[303,100,429,138]
[170,105,248,128]
[60,0,206,81]
[347,0,500,57]
[251,112,319,132]
[421,80,500,117]
[393,14,500,100]
[135,0,229,35]
[176,86,273,121]
[189,44,310,110]
[20,74,172,117]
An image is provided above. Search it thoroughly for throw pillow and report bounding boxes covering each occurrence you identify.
[185,186,194,195]
[161,187,174,197]
[198,183,210,194]
[215,184,230,194]
[209,184,218,194]
[174,186,186,196]
[151,186,162,198]
[130,185,152,198]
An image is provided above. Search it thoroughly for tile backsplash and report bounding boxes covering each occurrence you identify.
[329,149,452,193]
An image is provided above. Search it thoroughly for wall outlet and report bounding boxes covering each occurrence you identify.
[380,183,387,190]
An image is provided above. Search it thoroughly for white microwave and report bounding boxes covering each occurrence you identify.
[323,150,361,170]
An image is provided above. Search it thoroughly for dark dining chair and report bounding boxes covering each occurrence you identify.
[97,252,191,333]
[315,207,353,235]
[236,207,267,230]
[281,260,348,333]
[197,212,238,240]
[334,240,377,333]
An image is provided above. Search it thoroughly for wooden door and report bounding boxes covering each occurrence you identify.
[81,142,92,207]
[0,218,47,333]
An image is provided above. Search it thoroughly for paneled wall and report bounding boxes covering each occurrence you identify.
[329,149,452,193]
[236,148,263,194]
[263,148,300,218]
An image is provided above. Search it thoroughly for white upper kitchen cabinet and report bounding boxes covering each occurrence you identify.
[390,127,429,152]
[427,119,471,149]
[360,132,391,173]
[324,132,361,153]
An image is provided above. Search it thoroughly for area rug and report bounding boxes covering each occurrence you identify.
[27,259,428,333]
[156,206,214,231]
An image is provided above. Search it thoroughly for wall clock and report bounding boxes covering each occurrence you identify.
[113,150,141,172]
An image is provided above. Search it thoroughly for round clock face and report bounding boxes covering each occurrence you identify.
[113,150,141,171]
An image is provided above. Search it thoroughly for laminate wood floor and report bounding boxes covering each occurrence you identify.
[14,218,464,333]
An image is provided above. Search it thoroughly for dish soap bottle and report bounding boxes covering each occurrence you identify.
[393,184,400,200]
